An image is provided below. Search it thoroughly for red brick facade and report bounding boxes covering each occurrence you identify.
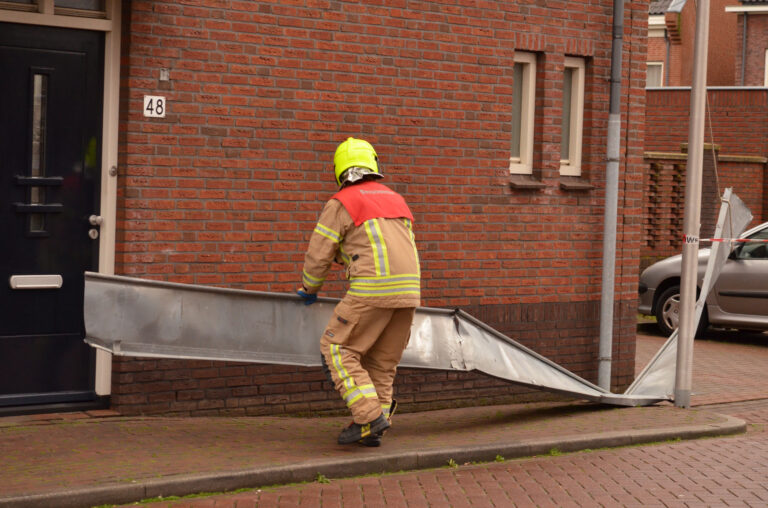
[657,0,740,87]
[647,36,666,65]
[643,88,768,264]
[112,0,650,416]
[734,13,768,85]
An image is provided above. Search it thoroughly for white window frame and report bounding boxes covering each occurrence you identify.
[559,56,585,177]
[509,52,536,175]
[764,49,768,87]
[647,62,664,88]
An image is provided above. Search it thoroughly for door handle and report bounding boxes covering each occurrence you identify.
[89,215,103,226]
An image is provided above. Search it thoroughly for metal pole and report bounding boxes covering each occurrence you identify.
[598,0,624,390]
[740,13,747,86]
[675,0,711,408]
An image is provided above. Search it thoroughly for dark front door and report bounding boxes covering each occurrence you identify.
[0,23,103,407]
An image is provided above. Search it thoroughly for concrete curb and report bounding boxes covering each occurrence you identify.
[0,414,746,508]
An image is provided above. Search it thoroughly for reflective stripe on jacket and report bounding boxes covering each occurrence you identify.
[302,183,420,308]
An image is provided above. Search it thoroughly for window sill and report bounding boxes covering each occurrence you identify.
[559,176,594,191]
[509,174,545,190]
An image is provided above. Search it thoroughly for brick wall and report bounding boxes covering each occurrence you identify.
[112,0,650,416]
[663,0,740,87]
[647,36,666,71]
[646,89,768,157]
[643,88,768,265]
[647,37,665,64]
[735,13,768,86]
[707,0,739,87]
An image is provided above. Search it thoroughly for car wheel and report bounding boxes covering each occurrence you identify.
[654,285,709,338]
[655,286,680,336]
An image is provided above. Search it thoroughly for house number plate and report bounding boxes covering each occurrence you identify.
[143,95,166,118]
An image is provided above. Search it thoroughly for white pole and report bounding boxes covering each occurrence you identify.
[598,0,624,390]
[675,0,711,408]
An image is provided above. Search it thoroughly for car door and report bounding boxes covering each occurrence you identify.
[710,225,768,326]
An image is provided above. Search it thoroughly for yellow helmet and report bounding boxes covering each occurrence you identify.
[333,137,381,187]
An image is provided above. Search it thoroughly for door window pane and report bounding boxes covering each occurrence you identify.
[31,73,48,177]
[738,228,768,259]
[30,73,48,233]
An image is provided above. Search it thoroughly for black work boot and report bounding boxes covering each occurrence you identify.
[337,413,390,445]
[359,400,398,447]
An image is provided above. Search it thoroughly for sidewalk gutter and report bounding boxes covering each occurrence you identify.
[0,414,745,508]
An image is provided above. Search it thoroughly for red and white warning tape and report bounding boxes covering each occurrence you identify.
[683,236,768,243]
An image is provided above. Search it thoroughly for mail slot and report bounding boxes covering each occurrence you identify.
[9,274,63,289]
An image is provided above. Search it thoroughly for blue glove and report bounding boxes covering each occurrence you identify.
[296,287,318,306]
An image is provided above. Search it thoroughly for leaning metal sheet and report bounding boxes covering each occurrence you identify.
[700,190,753,298]
[84,272,665,407]
[626,189,753,398]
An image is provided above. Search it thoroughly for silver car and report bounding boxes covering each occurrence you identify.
[638,221,768,336]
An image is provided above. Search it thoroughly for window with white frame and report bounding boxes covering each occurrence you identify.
[560,57,585,177]
[764,50,768,86]
[647,62,663,87]
[509,52,536,175]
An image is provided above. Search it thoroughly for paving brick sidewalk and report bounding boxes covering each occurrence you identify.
[0,400,744,508]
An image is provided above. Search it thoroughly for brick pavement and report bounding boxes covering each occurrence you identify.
[0,402,736,501]
[2,330,767,507]
[151,399,768,508]
[636,324,768,406]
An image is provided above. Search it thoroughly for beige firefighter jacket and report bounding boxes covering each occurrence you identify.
[301,198,420,308]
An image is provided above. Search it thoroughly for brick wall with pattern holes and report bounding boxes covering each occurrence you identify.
[643,88,768,267]
[111,0,650,416]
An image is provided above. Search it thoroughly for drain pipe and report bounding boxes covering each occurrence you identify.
[598,0,624,390]
[665,30,670,86]
[740,13,747,85]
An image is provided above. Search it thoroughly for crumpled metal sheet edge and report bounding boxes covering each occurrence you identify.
[83,272,666,407]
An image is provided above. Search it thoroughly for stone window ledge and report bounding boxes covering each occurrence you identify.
[559,176,594,191]
[509,174,545,190]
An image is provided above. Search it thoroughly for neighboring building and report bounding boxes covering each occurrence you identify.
[727,0,768,85]
[0,0,650,417]
[647,0,740,87]
[647,0,673,86]
[644,89,768,266]
[644,0,768,266]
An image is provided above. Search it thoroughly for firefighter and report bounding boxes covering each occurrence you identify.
[297,137,420,446]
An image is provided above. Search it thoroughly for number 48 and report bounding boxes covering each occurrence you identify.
[143,96,167,118]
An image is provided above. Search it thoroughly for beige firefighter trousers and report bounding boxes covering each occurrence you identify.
[320,297,415,424]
